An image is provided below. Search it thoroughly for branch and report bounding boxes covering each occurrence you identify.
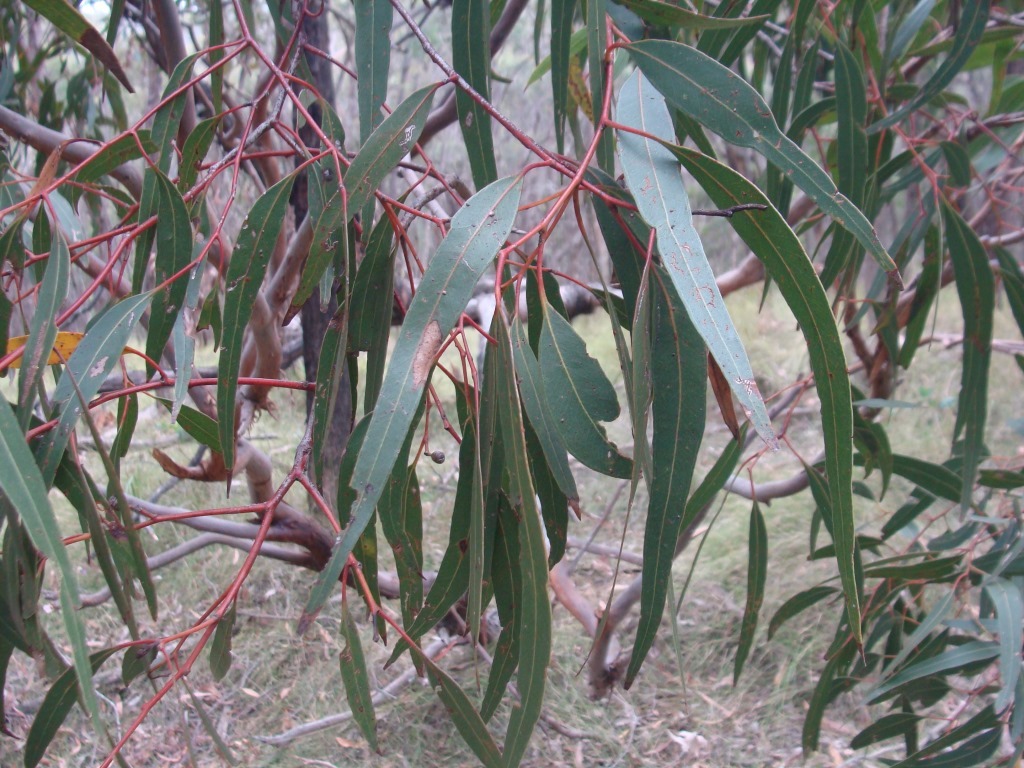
[0,106,142,198]
[418,0,533,147]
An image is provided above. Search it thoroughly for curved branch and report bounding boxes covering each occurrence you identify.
[0,106,143,198]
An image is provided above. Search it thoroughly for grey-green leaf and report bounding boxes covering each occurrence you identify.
[734,499,767,683]
[627,40,902,288]
[617,71,776,448]
[217,173,296,473]
[339,598,379,751]
[537,302,632,478]
[300,175,522,629]
[345,84,436,216]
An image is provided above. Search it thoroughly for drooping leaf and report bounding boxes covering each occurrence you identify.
[16,221,69,429]
[940,202,993,510]
[550,0,577,153]
[617,71,776,447]
[150,53,201,173]
[301,175,522,628]
[625,266,706,686]
[73,131,156,188]
[345,84,436,217]
[23,648,118,768]
[21,0,133,91]
[734,499,767,683]
[121,643,157,686]
[145,167,193,374]
[481,496,522,722]
[492,312,551,768]
[663,141,861,645]
[349,216,396,411]
[453,0,497,188]
[37,293,152,485]
[510,320,577,501]
[983,579,1023,713]
[768,586,839,640]
[209,601,236,681]
[870,0,991,133]
[291,191,348,314]
[178,117,219,193]
[339,597,378,751]
[537,302,632,478]
[612,0,768,29]
[217,173,296,473]
[404,641,504,767]
[851,712,921,750]
[869,641,1000,703]
[355,0,393,143]
[627,40,902,287]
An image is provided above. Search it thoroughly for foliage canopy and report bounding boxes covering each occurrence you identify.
[0,0,1023,765]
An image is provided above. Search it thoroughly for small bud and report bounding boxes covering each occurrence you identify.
[429,450,445,464]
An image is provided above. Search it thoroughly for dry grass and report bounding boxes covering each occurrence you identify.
[2,288,1020,768]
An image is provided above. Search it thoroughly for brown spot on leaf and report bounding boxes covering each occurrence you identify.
[412,320,442,388]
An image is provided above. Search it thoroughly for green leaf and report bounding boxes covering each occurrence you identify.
[851,712,921,750]
[886,0,937,70]
[940,202,993,509]
[378,465,424,636]
[627,40,901,287]
[890,454,961,503]
[612,0,768,29]
[178,117,219,193]
[899,728,1002,768]
[356,0,393,143]
[587,0,613,171]
[404,642,503,767]
[145,168,193,374]
[768,586,838,640]
[525,28,587,88]
[209,601,236,681]
[550,0,576,153]
[492,312,551,768]
[481,496,522,722]
[617,72,776,447]
[17,220,69,430]
[392,385,477,651]
[537,302,632,478]
[803,641,857,754]
[339,598,378,751]
[301,175,522,629]
[21,0,133,92]
[625,268,706,687]
[121,643,157,686]
[984,579,1023,713]
[453,0,497,188]
[870,641,1000,703]
[870,0,991,134]
[292,191,348,314]
[663,141,861,645]
[23,648,118,768]
[734,499,767,683]
[74,131,156,188]
[510,320,577,501]
[151,53,201,173]
[345,84,436,216]
[310,308,348,489]
[38,293,152,485]
[350,216,396,412]
[110,392,138,466]
[217,173,296,473]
